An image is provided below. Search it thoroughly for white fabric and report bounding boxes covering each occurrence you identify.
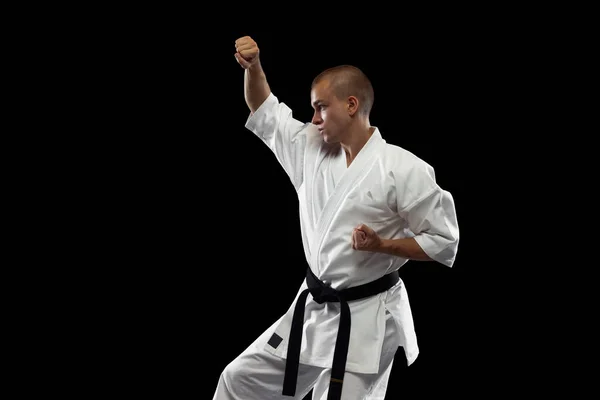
[212,311,402,400]
[239,92,459,375]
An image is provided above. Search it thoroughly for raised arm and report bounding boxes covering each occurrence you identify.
[234,36,270,114]
[234,36,312,191]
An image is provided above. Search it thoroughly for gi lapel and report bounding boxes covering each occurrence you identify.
[301,130,327,263]
[309,129,385,274]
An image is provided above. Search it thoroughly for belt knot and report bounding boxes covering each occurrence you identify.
[310,281,339,304]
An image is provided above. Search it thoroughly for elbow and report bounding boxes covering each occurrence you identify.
[415,233,459,267]
[436,237,459,267]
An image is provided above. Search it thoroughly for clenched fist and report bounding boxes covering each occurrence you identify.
[234,36,259,69]
[351,224,382,251]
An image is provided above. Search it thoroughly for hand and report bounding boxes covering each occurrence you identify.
[234,36,259,69]
[351,224,382,252]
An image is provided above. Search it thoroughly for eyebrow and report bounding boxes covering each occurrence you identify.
[312,100,324,107]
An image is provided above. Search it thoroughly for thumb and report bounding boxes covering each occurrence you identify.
[235,52,251,68]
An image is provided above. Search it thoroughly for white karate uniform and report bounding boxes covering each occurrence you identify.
[213,93,459,399]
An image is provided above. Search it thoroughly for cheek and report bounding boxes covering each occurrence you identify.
[322,111,337,125]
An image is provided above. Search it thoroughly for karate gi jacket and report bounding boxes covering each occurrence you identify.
[245,92,460,374]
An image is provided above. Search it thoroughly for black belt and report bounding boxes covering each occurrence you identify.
[282,267,400,399]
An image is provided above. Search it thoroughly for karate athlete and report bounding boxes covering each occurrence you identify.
[213,36,460,400]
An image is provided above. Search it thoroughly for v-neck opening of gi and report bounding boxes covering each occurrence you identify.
[310,129,384,276]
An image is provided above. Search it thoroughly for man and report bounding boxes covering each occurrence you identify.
[213,35,460,400]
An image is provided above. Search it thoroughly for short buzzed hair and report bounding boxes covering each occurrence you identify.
[311,65,374,117]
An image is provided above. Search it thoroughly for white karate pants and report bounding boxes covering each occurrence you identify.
[212,311,403,400]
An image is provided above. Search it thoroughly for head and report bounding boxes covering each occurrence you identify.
[310,65,374,143]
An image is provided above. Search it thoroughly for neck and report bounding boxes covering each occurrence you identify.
[341,123,375,167]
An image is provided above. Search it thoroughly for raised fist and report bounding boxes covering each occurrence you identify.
[234,36,259,69]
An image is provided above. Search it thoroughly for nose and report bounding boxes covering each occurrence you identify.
[312,112,322,126]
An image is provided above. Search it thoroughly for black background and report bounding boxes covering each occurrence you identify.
[128,31,497,398]
[48,15,559,399]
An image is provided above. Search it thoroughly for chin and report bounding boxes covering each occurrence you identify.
[322,134,337,144]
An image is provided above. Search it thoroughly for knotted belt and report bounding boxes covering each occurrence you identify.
[282,267,400,399]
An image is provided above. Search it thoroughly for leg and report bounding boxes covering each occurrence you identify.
[213,319,323,400]
[311,311,403,400]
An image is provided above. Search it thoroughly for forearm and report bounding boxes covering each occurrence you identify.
[376,237,432,261]
[244,59,271,113]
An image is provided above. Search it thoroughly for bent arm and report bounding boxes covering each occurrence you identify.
[380,159,459,266]
[376,237,433,261]
[402,187,460,267]
[245,58,271,114]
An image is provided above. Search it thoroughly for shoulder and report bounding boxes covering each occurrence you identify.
[379,141,441,209]
[382,142,436,181]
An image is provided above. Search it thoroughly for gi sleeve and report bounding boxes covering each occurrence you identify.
[396,162,460,267]
[244,92,309,190]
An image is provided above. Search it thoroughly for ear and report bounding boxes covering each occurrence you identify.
[347,96,359,116]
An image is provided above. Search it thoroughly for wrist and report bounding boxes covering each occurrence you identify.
[247,58,262,73]
[376,238,390,254]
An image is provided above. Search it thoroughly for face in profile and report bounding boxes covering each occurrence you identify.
[310,80,351,144]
